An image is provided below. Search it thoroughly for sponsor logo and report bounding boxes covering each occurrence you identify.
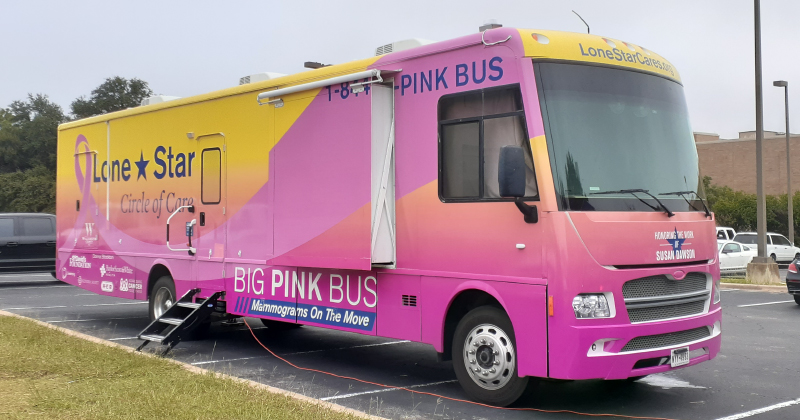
[656,228,696,261]
[68,255,92,269]
[99,264,133,278]
[101,281,114,292]
[81,223,98,245]
[119,278,142,293]
[92,254,114,260]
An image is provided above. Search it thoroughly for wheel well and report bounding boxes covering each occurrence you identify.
[441,289,503,361]
[147,264,172,299]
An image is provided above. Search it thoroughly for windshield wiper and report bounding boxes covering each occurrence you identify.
[591,189,675,217]
[660,191,711,218]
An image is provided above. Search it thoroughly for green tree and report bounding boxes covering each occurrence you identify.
[70,76,153,120]
[0,166,56,213]
[3,94,66,173]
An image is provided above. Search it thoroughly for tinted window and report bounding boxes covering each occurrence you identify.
[722,243,740,253]
[202,148,221,204]
[438,86,538,201]
[22,217,53,236]
[772,235,791,246]
[0,218,13,237]
[536,62,703,212]
[734,234,757,244]
[717,230,726,240]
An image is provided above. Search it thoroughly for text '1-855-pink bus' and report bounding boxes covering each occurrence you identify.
[56,26,721,406]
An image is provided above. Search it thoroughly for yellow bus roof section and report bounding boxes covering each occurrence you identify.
[59,56,381,130]
[517,29,681,83]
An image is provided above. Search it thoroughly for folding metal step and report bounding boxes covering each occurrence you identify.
[159,317,184,326]
[139,334,165,342]
[136,289,224,353]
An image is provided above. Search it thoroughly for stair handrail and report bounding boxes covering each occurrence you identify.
[166,205,196,255]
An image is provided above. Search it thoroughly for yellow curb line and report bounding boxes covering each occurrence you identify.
[0,310,385,420]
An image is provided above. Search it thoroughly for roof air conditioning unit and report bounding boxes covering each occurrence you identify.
[375,38,434,56]
[140,95,181,106]
[239,72,287,85]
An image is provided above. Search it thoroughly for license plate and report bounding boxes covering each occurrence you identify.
[670,346,690,368]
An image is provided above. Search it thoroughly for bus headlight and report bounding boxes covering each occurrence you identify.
[713,278,721,304]
[572,294,611,318]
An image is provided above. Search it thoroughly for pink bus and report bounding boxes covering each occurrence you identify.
[56,27,721,406]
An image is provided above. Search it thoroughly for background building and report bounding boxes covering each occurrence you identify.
[695,131,800,195]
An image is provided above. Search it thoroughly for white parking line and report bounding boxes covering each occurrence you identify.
[47,316,146,323]
[320,379,458,401]
[107,336,140,341]
[192,356,265,366]
[737,300,795,308]
[715,397,800,420]
[0,273,54,278]
[2,302,147,310]
[282,340,410,356]
[191,340,411,366]
[0,285,73,291]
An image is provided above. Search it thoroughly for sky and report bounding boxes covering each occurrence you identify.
[2,0,799,139]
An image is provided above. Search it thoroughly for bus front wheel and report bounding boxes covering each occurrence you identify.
[149,276,176,322]
[452,306,529,407]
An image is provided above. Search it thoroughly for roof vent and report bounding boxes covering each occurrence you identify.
[375,38,434,56]
[140,95,181,106]
[479,20,502,32]
[239,72,287,85]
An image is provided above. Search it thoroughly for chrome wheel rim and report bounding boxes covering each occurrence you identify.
[462,323,516,390]
[153,287,174,319]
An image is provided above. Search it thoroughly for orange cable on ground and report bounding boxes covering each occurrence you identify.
[243,319,680,420]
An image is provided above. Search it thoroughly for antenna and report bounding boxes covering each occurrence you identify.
[572,10,590,34]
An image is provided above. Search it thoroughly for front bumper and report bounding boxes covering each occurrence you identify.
[549,307,722,380]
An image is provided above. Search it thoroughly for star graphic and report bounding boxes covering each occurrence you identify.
[135,151,149,180]
[666,227,686,251]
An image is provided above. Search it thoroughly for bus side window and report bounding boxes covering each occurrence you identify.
[438,85,538,202]
[202,148,221,204]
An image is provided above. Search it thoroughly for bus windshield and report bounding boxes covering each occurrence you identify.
[535,62,703,212]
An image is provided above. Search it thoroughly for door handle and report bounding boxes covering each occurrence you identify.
[6,242,17,247]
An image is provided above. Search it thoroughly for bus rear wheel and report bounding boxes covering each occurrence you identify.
[452,306,529,407]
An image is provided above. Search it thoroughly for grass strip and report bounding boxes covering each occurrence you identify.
[0,314,368,420]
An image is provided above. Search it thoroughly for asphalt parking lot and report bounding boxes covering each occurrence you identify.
[1,274,799,420]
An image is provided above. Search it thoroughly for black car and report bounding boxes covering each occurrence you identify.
[786,259,800,305]
[0,213,56,276]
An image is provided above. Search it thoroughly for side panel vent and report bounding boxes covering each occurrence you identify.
[402,295,417,307]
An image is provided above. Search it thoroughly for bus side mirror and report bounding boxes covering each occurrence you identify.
[498,146,526,198]
[498,146,538,224]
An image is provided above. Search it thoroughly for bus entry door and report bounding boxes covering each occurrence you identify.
[194,134,227,291]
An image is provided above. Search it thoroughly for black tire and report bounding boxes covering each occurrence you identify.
[148,276,176,322]
[770,254,777,262]
[794,295,800,305]
[452,306,529,407]
[795,253,800,260]
[259,318,302,330]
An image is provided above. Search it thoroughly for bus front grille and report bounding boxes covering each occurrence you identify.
[622,273,710,323]
[621,326,712,352]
